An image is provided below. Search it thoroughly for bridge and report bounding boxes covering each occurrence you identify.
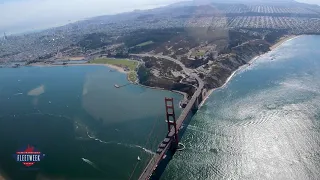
[131,54,205,180]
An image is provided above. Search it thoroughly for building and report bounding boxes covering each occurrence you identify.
[3,32,7,41]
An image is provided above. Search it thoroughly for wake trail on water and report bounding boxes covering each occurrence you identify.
[81,158,104,172]
[86,131,155,155]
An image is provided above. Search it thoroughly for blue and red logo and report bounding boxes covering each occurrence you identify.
[13,145,45,167]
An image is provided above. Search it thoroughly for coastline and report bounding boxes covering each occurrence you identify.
[30,62,188,104]
[31,63,128,74]
[270,35,299,50]
[10,35,300,109]
[135,83,188,104]
[199,35,299,107]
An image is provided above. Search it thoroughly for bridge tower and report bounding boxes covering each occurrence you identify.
[165,98,179,149]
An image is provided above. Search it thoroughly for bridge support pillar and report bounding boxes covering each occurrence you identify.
[199,89,204,102]
[191,96,199,113]
[165,98,179,149]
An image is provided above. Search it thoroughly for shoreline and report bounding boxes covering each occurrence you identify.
[5,35,301,108]
[270,35,299,50]
[31,63,128,74]
[134,83,188,105]
[31,62,188,104]
[199,35,298,107]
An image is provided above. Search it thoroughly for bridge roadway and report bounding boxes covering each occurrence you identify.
[133,54,204,180]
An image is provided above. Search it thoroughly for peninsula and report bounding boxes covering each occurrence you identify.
[1,0,320,100]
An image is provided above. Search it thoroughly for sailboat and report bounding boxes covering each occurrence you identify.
[137,156,141,161]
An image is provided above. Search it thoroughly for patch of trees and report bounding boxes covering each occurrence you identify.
[141,57,183,73]
[120,28,187,53]
[137,65,151,83]
[180,56,209,69]
[25,59,43,65]
[228,30,261,48]
[137,67,195,96]
[38,53,54,60]
[78,33,111,50]
[264,30,289,44]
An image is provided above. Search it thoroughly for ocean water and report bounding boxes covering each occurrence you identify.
[162,35,320,180]
[0,65,182,180]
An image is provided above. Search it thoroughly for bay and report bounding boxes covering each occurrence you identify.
[0,65,182,180]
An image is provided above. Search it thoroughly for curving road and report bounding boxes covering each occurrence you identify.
[130,53,204,89]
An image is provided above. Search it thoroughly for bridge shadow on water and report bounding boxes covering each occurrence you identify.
[150,110,196,180]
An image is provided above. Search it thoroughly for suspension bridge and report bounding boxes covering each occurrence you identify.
[129,74,205,180]
[126,54,205,180]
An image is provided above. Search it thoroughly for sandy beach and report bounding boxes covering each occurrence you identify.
[31,63,128,74]
[270,35,298,50]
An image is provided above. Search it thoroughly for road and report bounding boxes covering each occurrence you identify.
[135,53,205,180]
[130,53,204,88]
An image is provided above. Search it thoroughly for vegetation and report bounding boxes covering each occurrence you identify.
[90,58,139,82]
[137,65,151,83]
[78,33,111,50]
[191,50,206,57]
[89,58,138,71]
[128,72,137,82]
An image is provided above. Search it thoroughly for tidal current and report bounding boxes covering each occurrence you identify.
[162,35,320,180]
[0,65,182,180]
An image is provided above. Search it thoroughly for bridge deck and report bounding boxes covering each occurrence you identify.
[134,54,205,180]
[138,83,204,180]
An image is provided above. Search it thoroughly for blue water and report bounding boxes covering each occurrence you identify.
[0,65,182,180]
[162,35,320,180]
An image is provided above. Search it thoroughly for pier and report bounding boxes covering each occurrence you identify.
[114,83,131,88]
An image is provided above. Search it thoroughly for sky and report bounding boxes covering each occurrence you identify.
[0,0,319,35]
[0,0,183,35]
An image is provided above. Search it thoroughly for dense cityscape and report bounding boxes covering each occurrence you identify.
[1,1,320,63]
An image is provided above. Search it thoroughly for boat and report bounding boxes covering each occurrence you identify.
[162,155,167,160]
[114,84,120,88]
[137,156,141,161]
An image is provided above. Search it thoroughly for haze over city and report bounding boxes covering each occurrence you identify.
[1,0,319,35]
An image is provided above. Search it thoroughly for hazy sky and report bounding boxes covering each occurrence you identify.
[0,0,319,35]
[0,0,182,34]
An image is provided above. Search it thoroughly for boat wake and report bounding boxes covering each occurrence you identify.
[81,158,103,172]
[134,145,156,155]
[86,131,156,155]
[86,131,113,144]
